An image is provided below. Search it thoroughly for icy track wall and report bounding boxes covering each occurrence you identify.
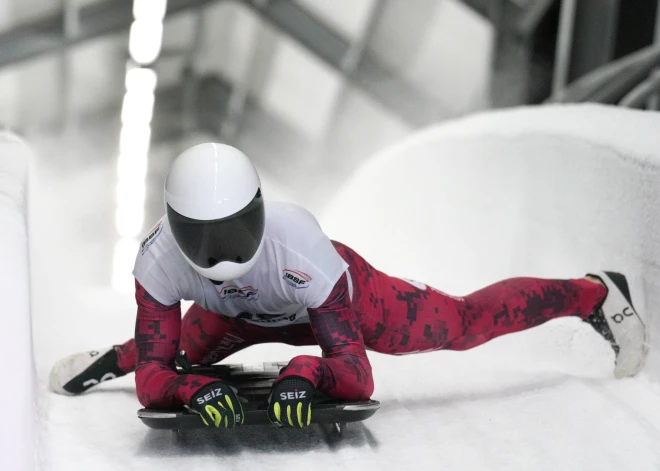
[322,104,660,381]
[0,132,34,470]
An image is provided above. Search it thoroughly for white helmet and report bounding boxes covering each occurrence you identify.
[164,143,265,282]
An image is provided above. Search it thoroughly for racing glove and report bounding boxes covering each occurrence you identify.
[188,380,244,428]
[268,376,315,428]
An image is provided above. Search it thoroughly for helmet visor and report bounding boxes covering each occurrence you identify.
[167,190,265,269]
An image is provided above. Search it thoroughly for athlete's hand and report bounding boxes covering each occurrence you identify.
[268,377,315,428]
[188,381,244,428]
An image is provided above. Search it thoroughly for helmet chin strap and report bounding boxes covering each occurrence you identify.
[209,279,224,285]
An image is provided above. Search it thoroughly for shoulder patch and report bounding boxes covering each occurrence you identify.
[282,269,312,289]
[141,221,163,255]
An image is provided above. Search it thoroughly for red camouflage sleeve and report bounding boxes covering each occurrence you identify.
[276,273,374,400]
[134,280,217,408]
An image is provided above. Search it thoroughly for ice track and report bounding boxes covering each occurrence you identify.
[31,105,660,470]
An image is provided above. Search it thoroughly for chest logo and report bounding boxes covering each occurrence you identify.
[219,285,259,300]
[141,221,163,255]
[282,269,311,289]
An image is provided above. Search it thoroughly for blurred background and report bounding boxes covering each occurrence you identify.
[2,2,660,469]
[2,0,659,296]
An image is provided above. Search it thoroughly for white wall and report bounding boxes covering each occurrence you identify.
[322,104,660,381]
[370,0,494,114]
[0,132,35,469]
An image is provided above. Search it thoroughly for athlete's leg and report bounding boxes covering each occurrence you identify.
[178,304,317,365]
[51,302,316,395]
[116,303,317,372]
[384,275,605,352]
[332,241,607,354]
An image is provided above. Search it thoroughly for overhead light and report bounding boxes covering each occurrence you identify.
[133,0,167,22]
[116,208,146,239]
[121,89,155,126]
[125,67,158,93]
[129,20,164,65]
[119,125,152,156]
[117,152,148,181]
[113,0,167,292]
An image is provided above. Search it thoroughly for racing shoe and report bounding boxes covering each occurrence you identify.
[49,346,127,395]
[584,271,647,378]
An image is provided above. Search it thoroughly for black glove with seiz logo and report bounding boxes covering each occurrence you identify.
[188,380,243,428]
[267,376,315,428]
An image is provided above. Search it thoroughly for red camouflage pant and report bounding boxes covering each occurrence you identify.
[117,241,607,372]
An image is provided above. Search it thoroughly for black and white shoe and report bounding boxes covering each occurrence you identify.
[49,346,127,395]
[584,271,647,378]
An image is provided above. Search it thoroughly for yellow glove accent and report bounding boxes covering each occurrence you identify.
[274,402,281,421]
[307,403,312,426]
[296,402,303,428]
[224,415,228,428]
[226,395,235,414]
[200,415,209,427]
[287,404,294,427]
[205,405,222,427]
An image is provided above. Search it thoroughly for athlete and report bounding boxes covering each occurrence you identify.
[50,143,646,429]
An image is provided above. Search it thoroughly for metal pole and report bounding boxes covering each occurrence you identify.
[340,0,388,75]
[552,0,577,95]
[647,0,660,109]
[181,2,206,132]
[221,0,271,142]
[620,70,660,107]
[655,0,660,45]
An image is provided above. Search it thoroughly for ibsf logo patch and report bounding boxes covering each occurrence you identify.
[282,269,311,289]
[141,221,163,255]
[219,285,259,300]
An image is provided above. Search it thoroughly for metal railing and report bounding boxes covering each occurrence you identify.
[546,43,660,109]
[0,0,439,128]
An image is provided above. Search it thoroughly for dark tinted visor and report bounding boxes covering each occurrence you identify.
[167,190,265,268]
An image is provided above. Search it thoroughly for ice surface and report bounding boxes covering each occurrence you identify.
[32,104,660,470]
[0,132,35,471]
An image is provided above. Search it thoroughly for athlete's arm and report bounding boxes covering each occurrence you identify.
[134,280,216,408]
[277,273,374,400]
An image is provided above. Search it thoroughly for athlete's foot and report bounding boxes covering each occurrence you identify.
[583,271,647,378]
[49,346,127,395]
[585,274,606,287]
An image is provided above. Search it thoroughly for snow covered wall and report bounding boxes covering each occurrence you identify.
[322,104,660,381]
[0,132,35,470]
